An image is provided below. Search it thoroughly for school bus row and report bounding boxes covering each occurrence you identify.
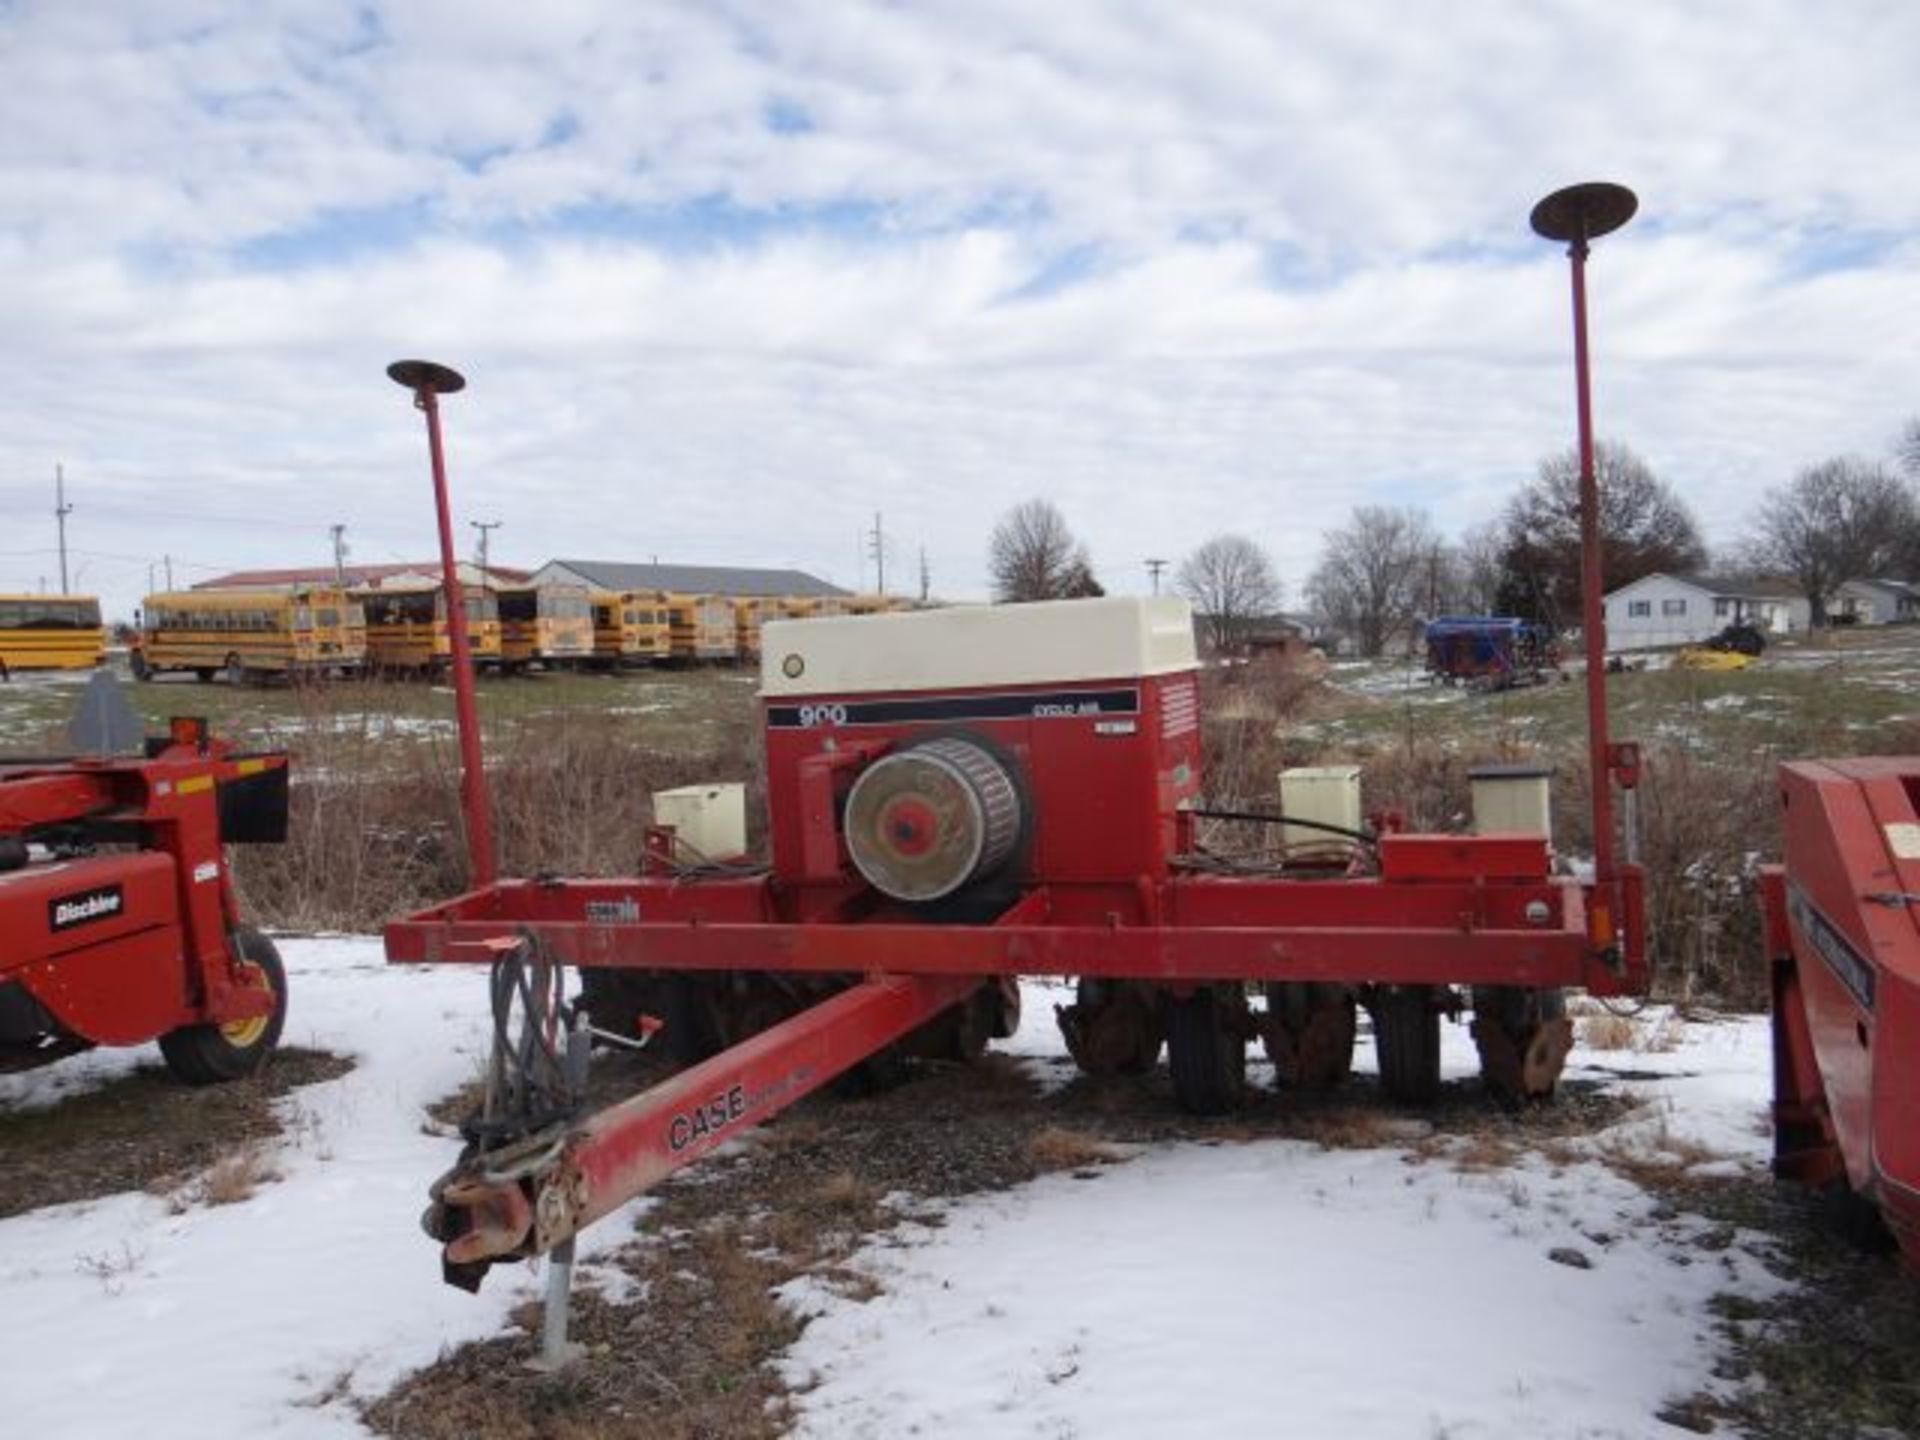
[102,586,912,682]
[0,595,106,678]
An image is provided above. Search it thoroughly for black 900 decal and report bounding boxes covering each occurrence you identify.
[49,884,124,932]
[768,687,1139,728]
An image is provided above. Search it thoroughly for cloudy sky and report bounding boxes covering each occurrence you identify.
[1,1,1915,617]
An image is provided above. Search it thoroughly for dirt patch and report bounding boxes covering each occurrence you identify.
[368,1048,1639,1439]
[0,1047,352,1219]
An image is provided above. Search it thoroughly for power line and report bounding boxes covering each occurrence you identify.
[1145,558,1169,594]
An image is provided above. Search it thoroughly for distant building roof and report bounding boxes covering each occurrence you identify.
[537,559,847,598]
[1838,576,1920,598]
[1609,571,1806,602]
[194,562,530,591]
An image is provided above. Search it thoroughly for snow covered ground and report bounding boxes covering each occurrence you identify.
[785,1001,1783,1439]
[0,939,1783,1439]
[0,937,647,1439]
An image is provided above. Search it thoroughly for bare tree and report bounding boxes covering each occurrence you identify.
[1177,534,1282,652]
[1749,457,1917,626]
[1456,520,1506,615]
[988,499,1096,602]
[1496,441,1705,628]
[1899,417,1920,480]
[1306,506,1441,657]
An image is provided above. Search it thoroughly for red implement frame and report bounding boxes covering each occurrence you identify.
[387,197,1651,1282]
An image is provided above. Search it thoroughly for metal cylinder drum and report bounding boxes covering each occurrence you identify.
[843,737,1022,903]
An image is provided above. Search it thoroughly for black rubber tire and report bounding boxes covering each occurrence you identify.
[1372,984,1442,1106]
[129,649,151,681]
[159,928,288,1084]
[1166,985,1246,1116]
[194,668,215,683]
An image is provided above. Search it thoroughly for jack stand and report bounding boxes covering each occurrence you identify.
[526,1008,592,1373]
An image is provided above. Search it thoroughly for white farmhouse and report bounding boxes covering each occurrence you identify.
[1830,578,1920,626]
[1602,573,1809,651]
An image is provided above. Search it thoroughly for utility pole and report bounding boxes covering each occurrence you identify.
[470,518,502,580]
[147,562,156,594]
[918,545,930,603]
[1145,558,1168,595]
[55,464,73,595]
[867,512,886,595]
[164,554,174,590]
[329,523,350,586]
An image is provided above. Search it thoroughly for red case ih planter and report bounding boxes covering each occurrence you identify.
[383,184,1665,1305]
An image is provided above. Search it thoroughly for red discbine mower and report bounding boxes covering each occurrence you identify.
[1764,760,1920,1271]
[0,714,290,1083]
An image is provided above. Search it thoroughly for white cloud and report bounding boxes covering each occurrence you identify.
[0,0,1916,617]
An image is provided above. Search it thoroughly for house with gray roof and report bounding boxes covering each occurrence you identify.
[530,560,847,598]
[1602,572,1809,651]
[1831,577,1920,626]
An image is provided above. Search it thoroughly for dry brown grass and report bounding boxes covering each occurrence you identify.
[231,688,757,932]
[1449,1133,1523,1174]
[1595,1116,1728,1190]
[0,1047,350,1220]
[1579,1012,1639,1051]
[1026,1124,1127,1170]
[810,1169,880,1216]
[193,1147,282,1207]
[1197,656,1329,811]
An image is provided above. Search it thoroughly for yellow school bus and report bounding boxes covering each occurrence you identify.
[590,590,672,667]
[496,584,593,672]
[843,593,904,616]
[729,596,785,662]
[664,593,737,662]
[133,588,364,683]
[0,595,105,676]
[354,585,501,672]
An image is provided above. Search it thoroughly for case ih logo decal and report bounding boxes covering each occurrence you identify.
[769,687,1139,729]
[49,885,124,932]
[584,898,641,924]
[668,1084,747,1151]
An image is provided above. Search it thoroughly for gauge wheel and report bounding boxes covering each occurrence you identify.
[160,927,288,1084]
[1166,985,1246,1116]
[1372,984,1442,1106]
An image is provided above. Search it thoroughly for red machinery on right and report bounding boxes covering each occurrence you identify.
[1764,760,1920,1270]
